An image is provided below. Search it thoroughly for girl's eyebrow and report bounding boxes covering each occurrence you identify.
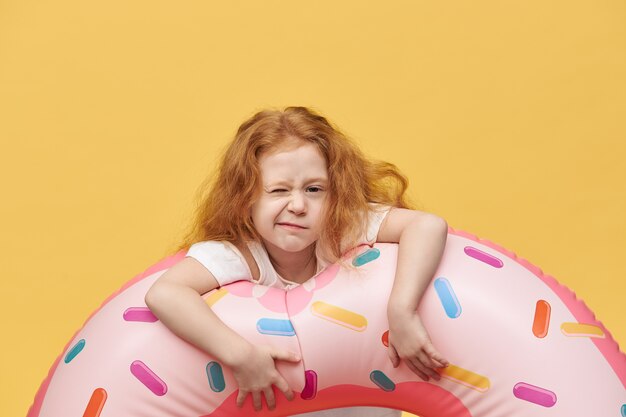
[305,177,328,184]
[266,177,328,186]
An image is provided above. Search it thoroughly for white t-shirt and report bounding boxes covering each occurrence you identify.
[186,204,401,417]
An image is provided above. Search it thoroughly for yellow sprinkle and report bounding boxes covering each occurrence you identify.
[440,364,490,392]
[205,288,228,307]
[311,301,367,331]
[561,322,605,338]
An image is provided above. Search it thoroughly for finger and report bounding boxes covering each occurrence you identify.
[271,349,301,363]
[431,357,448,368]
[413,351,439,377]
[414,340,440,368]
[410,357,432,380]
[252,391,262,412]
[405,359,429,381]
[421,350,443,369]
[263,387,276,411]
[236,390,248,408]
[424,345,449,367]
[416,352,442,379]
[388,343,400,368]
[274,375,295,401]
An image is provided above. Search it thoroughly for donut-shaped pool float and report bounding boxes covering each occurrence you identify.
[27,228,625,417]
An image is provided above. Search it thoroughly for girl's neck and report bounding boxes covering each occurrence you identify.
[263,242,317,284]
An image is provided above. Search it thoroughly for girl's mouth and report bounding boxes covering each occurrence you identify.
[277,223,307,230]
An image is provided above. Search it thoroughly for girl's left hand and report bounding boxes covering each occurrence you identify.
[387,311,449,381]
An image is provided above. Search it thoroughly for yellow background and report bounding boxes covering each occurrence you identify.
[1,1,624,416]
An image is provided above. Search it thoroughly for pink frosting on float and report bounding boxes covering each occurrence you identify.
[226,262,342,315]
[448,227,626,388]
[312,263,340,291]
[284,285,315,315]
[256,287,289,313]
[224,280,254,297]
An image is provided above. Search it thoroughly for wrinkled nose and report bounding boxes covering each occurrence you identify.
[288,192,306,214]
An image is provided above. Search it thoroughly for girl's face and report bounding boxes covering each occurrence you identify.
[250,140,329,256]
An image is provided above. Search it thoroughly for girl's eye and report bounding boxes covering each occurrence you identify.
[269,187,324,193]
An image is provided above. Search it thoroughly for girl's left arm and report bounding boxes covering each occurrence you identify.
[377,207,449,381]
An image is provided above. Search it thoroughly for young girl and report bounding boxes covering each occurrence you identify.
[145,106,449,417]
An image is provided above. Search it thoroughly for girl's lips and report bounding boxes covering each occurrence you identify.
[277,223,307,229]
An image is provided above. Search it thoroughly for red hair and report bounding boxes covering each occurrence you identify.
[173,106,412,262]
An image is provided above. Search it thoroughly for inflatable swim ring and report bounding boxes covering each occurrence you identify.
[27,228,625,417]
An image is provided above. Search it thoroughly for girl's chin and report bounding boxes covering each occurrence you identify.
[265,239,316,254]
[277,244,313,253]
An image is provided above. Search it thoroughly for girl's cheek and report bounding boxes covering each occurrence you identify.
[270,199,289,211]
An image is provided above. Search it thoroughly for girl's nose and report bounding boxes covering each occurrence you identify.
[288,192,306,214]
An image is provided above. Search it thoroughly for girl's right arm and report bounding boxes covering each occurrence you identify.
[144,257,301,411]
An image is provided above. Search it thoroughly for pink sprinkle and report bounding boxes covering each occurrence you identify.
[301,370,318,400]
[464,246,503,268]
[130,360,167,396]
[123,307,158,322]
[513,382,556,407]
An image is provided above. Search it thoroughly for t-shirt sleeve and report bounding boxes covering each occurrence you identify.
[363,203,392,244]
[185,241,253,287]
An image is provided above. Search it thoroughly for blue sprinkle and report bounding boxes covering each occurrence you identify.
[64,339,85,364]
[256,318,296,336]
[370,370,395,392]
[434,277,462,318]
[206,361,226,392]
[352,248,380,267]
[621,404,626,417]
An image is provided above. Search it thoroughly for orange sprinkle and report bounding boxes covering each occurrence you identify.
[381,330,389,347]
[83,388,107,417]
[532,300,551,338]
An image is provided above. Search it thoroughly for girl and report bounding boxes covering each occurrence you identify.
[145,106,449,417]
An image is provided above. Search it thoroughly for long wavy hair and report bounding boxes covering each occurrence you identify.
[173,106,412,263]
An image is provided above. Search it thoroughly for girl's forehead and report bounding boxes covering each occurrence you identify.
[263,136,318,155]
[260,141,325,163]
[259,142,328,182]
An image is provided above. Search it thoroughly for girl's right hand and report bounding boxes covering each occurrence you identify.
[229,343,301,412]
